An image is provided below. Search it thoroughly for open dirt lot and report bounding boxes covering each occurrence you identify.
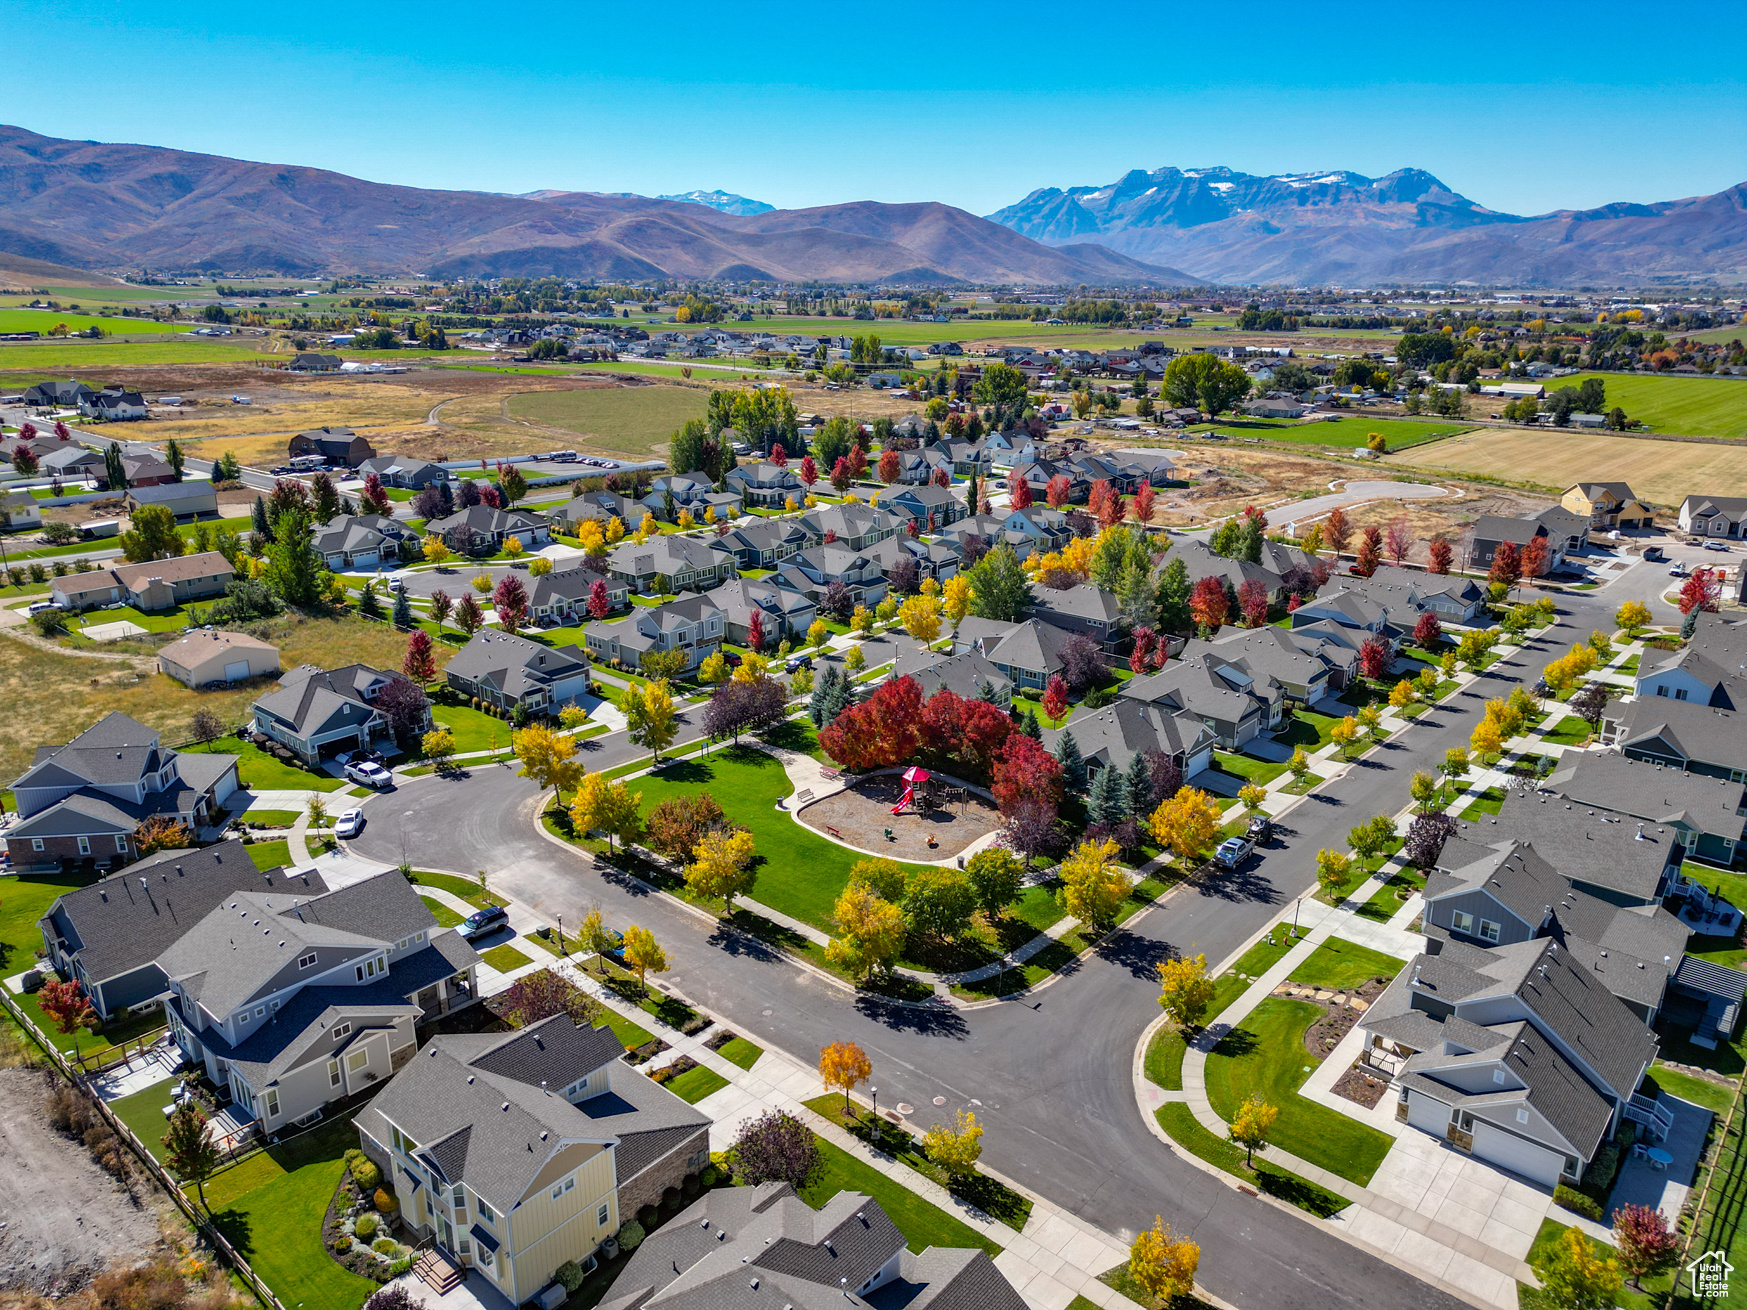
[0,1069,166,1295]
[799,774,1001,861]
[1382,426,1747,508]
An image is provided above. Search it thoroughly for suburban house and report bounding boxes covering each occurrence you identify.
[120,453,177,486]
[4,712,240,872]
[1679,495,1747,540]
[0,491,42,529]
[287,353,344,373]
[640,474,741,523]
[607,535,738,595]
[161,870,481,1140]
[1361,936,1658,1188]
[1356,565,1487,623]
[935,513,1043,564]
[725,461,806,508]
[444,630,592,714]
[527,566,630,626]
[426,505,551,555]
[358,456,451,490]
[772,544,887,609]
[545,492,642,535]
[584,594,724,673]
[956,617,1075,691]
[944,439,993,476]
[994,505,1074,552]
[885,483,966,528]
[797,503,902,551]
[1121,649,1287,749]
[313,513,413,571]
[158,629,281,689]
[1198,626,1337,705]
[79,387,148,421]
[358,1016,710,1304]
[1031,583,1123,651]
[289,426,377,468]
[599,1183,1025,1310]
[709,518,808,570]
[36,841,325,1021]
[22,379,95,409]
[1469,509,1589,573]
[893,648,1014,707]
[126,480,218,520]
[252,664,427,765]
[866,533,960,587]
[40,445,106,479]
[1044,697,1217,782]
[1291,582,1410,648]
[1545,752,1747,865]
[48,550,235,613]
[1634,613,1746,709]
[1561,483,1653,531]
[711,575,816,646]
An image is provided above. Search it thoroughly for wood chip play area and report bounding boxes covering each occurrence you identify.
[797,773,1002,862]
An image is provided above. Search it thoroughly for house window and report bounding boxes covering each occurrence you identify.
[31,839,43,852]
[114,835,129,852]
[298,952,318,970]
[451,1184,465,1207]
[239,1011,251,1026]
[332,1022,351,1041]
[550,1175,575,1202]
[77,837,90,855]
[264,1088,279,1117]
[597,1202,610,1227]
[1478,919,1501,943]
[1452,911,1473,933]
[347,1049,370,1072]
[1516,1107,1530,1124]
[1676,688,1689,701]
[328,1060,342,1088]
[476,1200,496,1225]
[1656,685,1669,697]
[1493,1069,1507,1086]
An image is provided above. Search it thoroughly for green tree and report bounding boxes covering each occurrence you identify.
[901,866,979,940]
[163,1103,220,1208]
[102,443,128,491]
[669,418,709,475]
[1162,353,1252,416]
[965,848,1024,919]
[965,543,1033,622]
[1155,554,1192,632]
[164,437,185,480]
[118,504,185,563]
[264,507,322,605]
[972,362,1029,413]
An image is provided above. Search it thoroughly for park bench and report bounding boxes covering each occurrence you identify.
[823,824,846,840]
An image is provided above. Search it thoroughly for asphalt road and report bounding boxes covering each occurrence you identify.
[347,589,1659,1310]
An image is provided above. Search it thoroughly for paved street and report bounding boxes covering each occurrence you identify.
[347,583,1660,1310]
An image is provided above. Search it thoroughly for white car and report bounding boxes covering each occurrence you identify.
[345,760,393,789]
[333,809,365,838]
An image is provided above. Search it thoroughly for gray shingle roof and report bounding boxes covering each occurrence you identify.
[1456,790,1675,903]
[445,630,590,700]
[893,649,1013,704]
[1614,697,1747,774]
[1547,753,1746,842]
[1043,697,1214,773]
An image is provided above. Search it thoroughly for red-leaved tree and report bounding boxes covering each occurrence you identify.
[848,444,868,481]
[770,443,788,467]
[830,457,852,496]
[38,979,95,1035]
[920,689,1011,781]
[1010,477,1033,509]
[931,466,950,489]
[1680,567,1722,615]
[878,448,901,483]
[1413,612,1442,648]
[1359,636,1391,681]
[1352,534,1380,577]
[992,733,1062,815]
[798,455,818,487]
[492,573,530,634]
[1042,674,1070,723]
[747,608,767,653]
[1129,626,1156,674]
[1237,579,1270,628]
[1189,575,1229,632]
[1046,474,1072,509]
[1427,536,1453,575]
[1612,1203,1679,1290]
[588,578,611,619]
[1384,516,1413,566]
[403,629,437,685]
[819,676,923,771]
[1324,506,1351,557]
[1132,483,1155,524]
[1489,541,1522,589]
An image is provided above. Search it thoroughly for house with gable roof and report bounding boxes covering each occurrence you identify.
[252,664,425,765]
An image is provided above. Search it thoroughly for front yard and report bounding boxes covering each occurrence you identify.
[185,736,348,793]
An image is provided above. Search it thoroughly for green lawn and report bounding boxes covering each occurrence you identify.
[714,1035,764,1071]
[622,745,936,932]
[107,1075,180,1158]
[799,1135,1001,1257]
[184,736,347,792]
[1214,751,1288,786]
[1288,937,1402,991]
[407,870,506,909]
[1645,1064,1737,1117]
[1204,996,1393,1186]
[0,870,91,971]
[1192,416,1468,450]
[1210,928,1308,1018]
[598,1008,656,1051]
[659,1062,729,1104]
[12,991,164,1058]
[1356,870,1425,923]
[1538,372,1747,439]
[246,840,292,871]
[429,699,514,754]
[1520,1218,1666,1310]
[479,943,533,972]
[203,1113,377,1310]
[1542,715,1594,747]
[1145,1026,1187,1091]
[1154,1102,1350,1219]
[1459,786,1507,819]
[242,809,303,828]
[419,895,465,928]
[1274,708,1344,751]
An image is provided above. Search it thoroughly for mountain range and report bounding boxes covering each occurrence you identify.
[0,126,1191,286]
[987,166,1747,285]
[655,189,773,216]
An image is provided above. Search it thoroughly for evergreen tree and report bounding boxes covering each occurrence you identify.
[1155,555,1192,632]
[1020,707,1042,740]
[828,668,859,722]
[103,443,128,491]
[1054,730,1088,793]
[1681,607,1699,640]
[250,495,271,539]
[1088,761,1127,827]
[965,469,978,512]
[1237,514,1264,564]
[1124,751,1155,820]
[264,508,321,606]
[358,579,383,618]
[164,437,185,480]
[810,665,843,728]
[975,678,999,704]
[392,586,413,628]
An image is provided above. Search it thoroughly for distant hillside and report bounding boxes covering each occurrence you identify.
[0,126,1201,286]
[655,189,773,216]
[988,165,1747,285]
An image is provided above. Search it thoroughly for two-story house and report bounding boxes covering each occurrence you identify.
[545,491,642,536]
[1545,751,1747,866]
[1561,483,1653,531]
[444,630,593,714]
[252,664,425,766]
[725,461,806,508]
[356,1016,710,1303]
[709,519,809,570]
[49,551,235,614]
[161,871,480,1139]
[884,483,965,530]
[1120,649,1286,749]
[773,544,887,610]
[710,576,816,646]
[583,594,724,673]
[1031,583,1123,652]
[4,712,239,871]
[37,841,323,1021]
[289,426,377,468]
[639,474,741,523]
[1633,613,1747,709]
[1042,697,1217,783]
[796,503,901,552]
[607,535,737,596]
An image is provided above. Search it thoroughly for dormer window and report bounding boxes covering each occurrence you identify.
[332,1022,351,1042]
[298,952,318,970]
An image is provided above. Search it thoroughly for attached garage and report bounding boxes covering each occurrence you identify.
[1407,1091,1452,1135]
[1470,1120,1567,1188]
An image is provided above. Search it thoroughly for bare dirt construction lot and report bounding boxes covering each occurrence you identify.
[799,774,1001,862]
[0,1069,166,1296]
[1383,426,1747,510]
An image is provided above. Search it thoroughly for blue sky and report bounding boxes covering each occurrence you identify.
[9,0,1745,217]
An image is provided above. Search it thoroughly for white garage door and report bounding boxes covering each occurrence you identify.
[1471,1120,1565,1187]
[1408,1092,1451,1135]
[223,660,252,682]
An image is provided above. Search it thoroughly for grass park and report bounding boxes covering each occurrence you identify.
[1192,415,1470,451]
[1528,371,1747,439]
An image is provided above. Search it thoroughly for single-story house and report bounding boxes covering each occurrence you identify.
[607,535,737,595]
[49,550,235,613]
[426,505,550,555]
[528,566,631,626]
[358,456,451,490]
[126,480,217,520]
[444,630,592,713]
[312,513,414,571]
[158,629,281,689]
[252,663,424,765]
[0,491,41,530]
[1679,495,1747,540]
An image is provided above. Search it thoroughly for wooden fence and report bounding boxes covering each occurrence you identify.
[0,988,290,1310]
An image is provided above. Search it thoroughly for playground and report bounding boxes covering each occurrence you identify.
[797,770,1003,863]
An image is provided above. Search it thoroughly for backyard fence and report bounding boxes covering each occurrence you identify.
[0,988,291,1310]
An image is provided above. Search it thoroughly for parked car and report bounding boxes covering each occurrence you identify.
[345,760,393,789]
[26,600,62,616]
[458,904,510,941]
[1213,836,1255,870]
[1669,563,1691,577]
[1246,815,1274,843]
[1641,546,1665,561]
[784,652,813,672]
[333,809,365,838]
[1704,541,1733,552]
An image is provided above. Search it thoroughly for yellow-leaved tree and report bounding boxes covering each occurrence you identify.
[922,1109,984,1178]
[1229,1093,1279,1165]
[1058,838,1130,926]
[621,924,668,990]
[1129,1217,1201,1305]
[1148,787,1221,867]
[819,1040,872,1114]
[684,829,757,911]
[827,882,907,981]
[1157,953,1216,1031]
[943,574,971,630]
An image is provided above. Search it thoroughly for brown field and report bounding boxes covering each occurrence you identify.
[1382,426,1747,508]
[0,612,450,779]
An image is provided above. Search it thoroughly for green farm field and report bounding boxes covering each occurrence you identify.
[1193,415,1471,450]
[1542,371,1747,438]
[0,338,280,373]
[0,308,197,338]
[506,384,710,458]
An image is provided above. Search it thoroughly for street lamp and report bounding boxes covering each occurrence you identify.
[556,914,565,956]
[1292,896,1302,937]
[870,1087,878,1122]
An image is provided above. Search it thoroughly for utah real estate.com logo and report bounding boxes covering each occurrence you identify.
[1687,1250,1733,1299]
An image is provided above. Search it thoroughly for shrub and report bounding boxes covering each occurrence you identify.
[354,1214,379,1240]
[699,1164,720,1187]
[365,1287,417,1310]
[637,1204,658,1228]
[351,1159,381,1192]
[334,1236,353,1253]
[375,1187,398,1213]
[682,1172,702,1198]
[1553,1185,1602,1220]
[387,1258,414,1279]
[617,1220,646,1252]
[373,1237,398,1255]
[555,1260,587,1293]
